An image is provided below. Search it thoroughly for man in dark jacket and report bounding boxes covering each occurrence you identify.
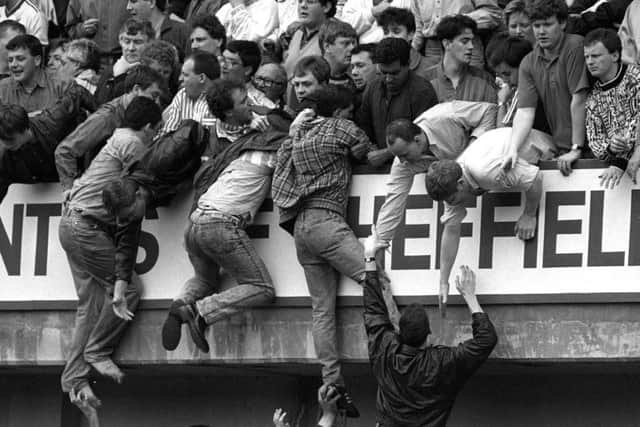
[362,234,498,426]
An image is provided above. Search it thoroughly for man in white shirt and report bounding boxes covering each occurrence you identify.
[0,0,47,45]
[216,0,278,41]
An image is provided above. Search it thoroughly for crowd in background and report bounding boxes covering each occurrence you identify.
[0,0,639,425]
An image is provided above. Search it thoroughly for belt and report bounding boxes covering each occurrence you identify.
[192,207,248,229]
[64,206,116,235]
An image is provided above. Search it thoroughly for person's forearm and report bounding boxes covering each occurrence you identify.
[508,108,536,155]
[523,171,543,217]
[114,221,142,283]
[317,413,336,427]
[439,223,462,286]
[463,293,483,314]
[570,92,587,148]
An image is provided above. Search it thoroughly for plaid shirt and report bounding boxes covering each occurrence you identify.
[272,117,372,227]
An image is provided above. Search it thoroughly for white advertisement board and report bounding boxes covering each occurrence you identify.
[1,167,639,302]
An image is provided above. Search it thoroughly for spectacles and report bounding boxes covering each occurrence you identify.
[254,75,286,87]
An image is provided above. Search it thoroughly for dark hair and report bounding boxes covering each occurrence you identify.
[206,78,246,119]
[154,0,166,12]
[584,28,622,55]
[435,15,477,41]
[123,64,165,93]
[191,14,227,51]
[123,96,162,130]
[119,18,155,40]
[6,34,43,58]
[318,19,357,55]
[0,104,29,140]
[399,304,430,347]
[386,119,422,145]
[378,7,416,34]
[425,160,463,201]
[189,51,220,80]
[526,0,568,22]
[319,0,337,18]
[0,20,26,39]
[486,32,533,69]
[141,39,179,71]
[504,0,528,24]
[373,37,410,66]
[352,43,376,57]
[102,178,139,217]
[67,38,101,72]
[293,55,331,83]
[300,84,353,117]
[225,40,262,76]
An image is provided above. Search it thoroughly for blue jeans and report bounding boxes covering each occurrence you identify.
[294,208,366,386]
[176,209,274,324]
[59,210,140,393]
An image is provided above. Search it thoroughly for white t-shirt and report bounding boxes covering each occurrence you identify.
[0,0,48,45]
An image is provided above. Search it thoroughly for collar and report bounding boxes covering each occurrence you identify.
[398,344,420,356]
[459,162,482,192]
[535,32,566,63]
[15,68,46,91]
[596,63,626,91]
[159,15,173,35]
[436,60,469,82]
[216,120,252,141]
[4,0,25,16]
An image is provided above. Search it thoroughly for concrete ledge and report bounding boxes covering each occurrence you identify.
[2,304,640,365]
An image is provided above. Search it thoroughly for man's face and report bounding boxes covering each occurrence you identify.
[508,11,533,43]
[180,58,204,99]
[584,41,618,81]
[58,47,84,77]
[0,30,22,69]
[119,31,149,64]
[126,0,154,21]
[377,60,409,94]
[387,136,423,163]
[225,87,253,125]
[444,181,475,206]
[382,24,413,43]
[350,51,376,90]
[444,28,474,64]
[132,81,163,105]
[293,71,322,102]
[253,64,287,102]
[532,16,565,51]
[148,59,173,83]
[298,0,329,28]
[220,49,246,81]
[494,62,518,87]
[47,46,65,72]
[8,48,40,84]
[0,128,32,151]
[324,36,356,70]
[190,27,221,55]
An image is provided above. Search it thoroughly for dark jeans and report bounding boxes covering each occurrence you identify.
[59,210,140,393]
[176,209,274,325]
[294,208,366,386]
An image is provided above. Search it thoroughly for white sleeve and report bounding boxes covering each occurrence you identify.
[25,9,49,45]
[221,0,279,41]
[340,0,374,38]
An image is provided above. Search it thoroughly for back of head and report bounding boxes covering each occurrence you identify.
[318,0,337,18]
[425,160,463,201]
[0,104,29,141]
[192,14,227,50]
[6,34,43,58]
[486,32,533,69]
[300,84,353,117]
[124,64,164,93]
[378,7,416,34]
[123,96,163,131]
[584,28,622,55]
[189,50,221,80]
[504,0,527,22]
[293,55,331,83]
[526,0,568,22]
[386,119,422,145]
[141,39,180,71]
[399,304,431,347]
[226,40,262,76]
[0,20,26,40]
[373,37,410,66]
[67,38,101,73]
[120,18,155,40]
[435,14,477,41]
[206,78,246,120]
[319,19,357,55]
[352,42,376,58]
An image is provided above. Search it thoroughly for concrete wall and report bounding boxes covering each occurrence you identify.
[2,367,640,427]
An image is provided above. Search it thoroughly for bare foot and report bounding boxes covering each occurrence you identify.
[91,359,125,384]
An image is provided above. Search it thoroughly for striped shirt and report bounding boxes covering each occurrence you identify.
[161,88,215,134]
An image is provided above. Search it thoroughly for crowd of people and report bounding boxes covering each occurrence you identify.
[1,0,639,425]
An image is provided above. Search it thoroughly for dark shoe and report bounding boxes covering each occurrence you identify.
[333,384,360,418]
[162,300,186,351]
[176,303,209,353]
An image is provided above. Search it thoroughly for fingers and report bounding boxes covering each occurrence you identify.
[559,159,572,176]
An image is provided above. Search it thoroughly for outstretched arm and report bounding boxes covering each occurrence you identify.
[439,222,462,316]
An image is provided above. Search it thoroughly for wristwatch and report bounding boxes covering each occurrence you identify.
[364,257,376,263]
[571,144,583,151]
